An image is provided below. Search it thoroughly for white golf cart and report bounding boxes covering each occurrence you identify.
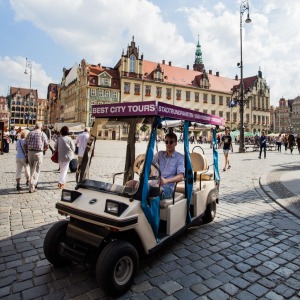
[43,101,224,296]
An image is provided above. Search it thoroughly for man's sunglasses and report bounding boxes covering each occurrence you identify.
[165,140,175,144]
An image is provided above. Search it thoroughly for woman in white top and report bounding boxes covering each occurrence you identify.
[54,126,75,189]
[15,131,30,191]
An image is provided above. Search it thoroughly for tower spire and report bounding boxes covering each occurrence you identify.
[193,35,205,72]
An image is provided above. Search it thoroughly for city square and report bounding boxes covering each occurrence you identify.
[0,140,299,299]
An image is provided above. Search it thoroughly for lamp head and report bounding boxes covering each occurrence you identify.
[24,70,27,74]
[245,13,251,23]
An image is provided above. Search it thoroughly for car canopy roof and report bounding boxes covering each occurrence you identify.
[92,101,224,126]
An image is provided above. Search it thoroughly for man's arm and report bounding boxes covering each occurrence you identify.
[160,173,184,186]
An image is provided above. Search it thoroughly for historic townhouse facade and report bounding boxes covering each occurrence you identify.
[50,37,270,135]
[8,87,38,128]
[0,96,9,127]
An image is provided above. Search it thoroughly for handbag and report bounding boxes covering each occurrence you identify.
[51,138,59,163]
[19,140,28,164]
[51,150,59,163]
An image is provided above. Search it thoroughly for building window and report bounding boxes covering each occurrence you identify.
[203,109,208,114]
[100,77,109,86]
[203,93,208,103]
[105,90,110,98]
[130,55,136,73]
[226,97,231,107]
[226,112,230,122]
[134,84,140,95]
[219,96,223,105]
[233,113,237,122]
[91,89,96,96]
[166,88,172,100]
[211,95,216,104]
[156,87,162,98]
[112,91,117,99]
[195,92,199,102]
[99,90,104,97]
[145,85,151,96]
[124,82,130,94]
[246,114,250,123]
[186,91,191,101]
[211,110,216,115]
[219,111,223,118]
[258,115,261,124]
[176,90,181,100]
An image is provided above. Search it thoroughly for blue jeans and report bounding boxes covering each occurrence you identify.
[161,185,174,199]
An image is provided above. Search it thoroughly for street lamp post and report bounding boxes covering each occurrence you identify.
[24,58,32,129]
[238,0,251,153]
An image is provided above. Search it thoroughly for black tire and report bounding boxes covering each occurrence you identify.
[95,240,138,296]
[43,220,72,267]
[202,201,217,223]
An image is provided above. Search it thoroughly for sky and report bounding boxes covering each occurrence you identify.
[0,0,299,106]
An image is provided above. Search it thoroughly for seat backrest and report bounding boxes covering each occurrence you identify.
[190,152,208,172]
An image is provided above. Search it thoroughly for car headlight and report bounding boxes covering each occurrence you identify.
[61,190,82,203]
[105,199,128,216]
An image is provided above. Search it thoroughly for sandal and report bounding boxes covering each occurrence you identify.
[223,168,226,171]
[228,165,231,169]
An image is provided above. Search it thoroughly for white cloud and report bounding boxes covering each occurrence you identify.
[0,56,54,98]
[5,0,300,105]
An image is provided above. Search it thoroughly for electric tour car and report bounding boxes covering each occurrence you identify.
[43,101,224,296]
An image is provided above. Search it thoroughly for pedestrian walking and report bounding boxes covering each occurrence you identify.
[43,125,54,154]
[55,126,75,189]
[24,122,49,193]
[75,127,90,170]
[276,133,282,152]
[15,131,30,191]
[283,134,288,152]
[220,128,233,171]
[258,131,267,159]
[10,126,16,144]
[288,132,295,154]
[297,133,300,154]
[3,127,10,153]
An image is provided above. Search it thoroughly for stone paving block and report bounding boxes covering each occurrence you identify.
[230,277,251,289]
[243,257,262,267]
[254,265,273,276]
[235,262,251,273]
[168,269,185,281]
[22,285,49,300]
[144,287,166,300]
[145,266,164,278]
[159,261,179,273]
[149,274,170,286]
[190,282,209,296]
[173,288,198,300]
[202,277,223,289]
[179,264,197,275]
[265,291,284,300]
[236,290,257,300]
[274,266,294,278]
[247,282,268,297]
[220,282,239,296]
[160,281,182,295]
[196,268,214,280]
[207,288,230,300]
[263,261,280,270]
[131,281,152,293]
[0,286,10,298]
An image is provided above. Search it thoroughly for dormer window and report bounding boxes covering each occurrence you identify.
[130,55,136,73]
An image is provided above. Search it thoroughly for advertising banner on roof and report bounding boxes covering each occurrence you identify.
[92,101,224,126]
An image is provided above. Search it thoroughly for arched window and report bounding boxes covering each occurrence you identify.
[130,55,136,73]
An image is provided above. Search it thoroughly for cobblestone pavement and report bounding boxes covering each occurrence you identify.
[0,141,300,300]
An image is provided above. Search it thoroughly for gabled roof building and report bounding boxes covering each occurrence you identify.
[52,36,270,135]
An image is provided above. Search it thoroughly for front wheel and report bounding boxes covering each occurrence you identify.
[202,201,217,223]
[43,220,72,267]
[95,240,138,296]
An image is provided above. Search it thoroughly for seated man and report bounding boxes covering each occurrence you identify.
[153,132,185,199]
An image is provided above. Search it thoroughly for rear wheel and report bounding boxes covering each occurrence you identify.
[95,240,138,296]
[43,220,72,267]
[202,201,216,223]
